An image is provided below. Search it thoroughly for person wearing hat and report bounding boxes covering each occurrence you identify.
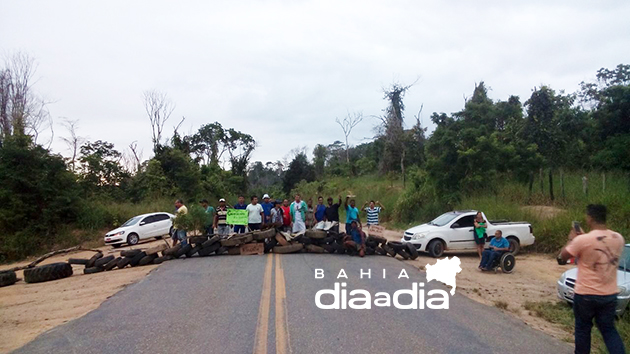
[200,199,215,235]
[260,194,273,225]
[213,198,230,238]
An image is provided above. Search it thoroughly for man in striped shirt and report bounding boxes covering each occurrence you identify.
[363,200,384,226]
[213,198,230,238]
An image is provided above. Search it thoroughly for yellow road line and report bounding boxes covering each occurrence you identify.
[275,253,290,354]
[253,254,274,354]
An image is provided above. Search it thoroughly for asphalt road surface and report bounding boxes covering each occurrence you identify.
[14,253,571,354]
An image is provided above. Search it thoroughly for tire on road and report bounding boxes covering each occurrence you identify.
[199,242,222,256]
[138,254,158,266]
[67,258,89,265]
[221,234,253,247]
[0,270,18,287]
[388,241,405,253]
[406,243,419,260]
[189,236,208,245]
[322,244,335,253]
[365,246,375,255]
[186,245,202,258]
[367,235,387,245]
[163,245,181,257]
[117,257,132,269]
[264,238,278,253]
[202,235,221,248]
[94,255,115,268]
[273,244,304,254]
[175,244,192,258]
[121,249,142,258]
[130,251,147,267]
[85,252,103,268]
[305,244,325,253]
[381,244,397,257]
[215,246,228,255]
[375,246,387,256]
[305,230,327,239]
[397,249,410,260]
[104,257,121,271]
[84,267,104,274]
[254,229,276,241]
[24,262,73,283]
[427,239,445,258]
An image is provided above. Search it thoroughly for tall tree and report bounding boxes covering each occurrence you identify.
[335,111,363,164]
[379,83,412,173]
[143,89,175,151]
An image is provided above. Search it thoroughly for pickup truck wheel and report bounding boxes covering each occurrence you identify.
[427,239,445,258]
[507,237,520,255]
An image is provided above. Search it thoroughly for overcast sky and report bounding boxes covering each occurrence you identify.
[2,0,629,166]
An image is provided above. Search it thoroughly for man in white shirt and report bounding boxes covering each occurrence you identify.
[246,195,264,231]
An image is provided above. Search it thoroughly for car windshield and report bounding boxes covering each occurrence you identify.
[619,246,630,271]
[121,216,141,227]
[429,213,460,227]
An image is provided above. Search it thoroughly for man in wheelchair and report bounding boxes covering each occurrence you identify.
[479,230,511,271]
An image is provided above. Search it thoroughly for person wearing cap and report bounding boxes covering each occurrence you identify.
[214,198,230,238]
[260,194,273,225]
[344,220,366,257]
[233,195,247,234]
[200,199,215,235]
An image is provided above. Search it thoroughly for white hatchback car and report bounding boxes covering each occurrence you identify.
[104,212,175,247]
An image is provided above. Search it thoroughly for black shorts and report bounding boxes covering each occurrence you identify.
[474,236,486,245]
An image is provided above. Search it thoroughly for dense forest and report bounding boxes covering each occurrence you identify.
[1,53,629,260]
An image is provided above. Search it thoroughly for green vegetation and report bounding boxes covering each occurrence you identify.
[524,301,630,353]
[1,54,629,261]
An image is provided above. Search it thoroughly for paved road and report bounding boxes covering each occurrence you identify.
[14,253,571,354]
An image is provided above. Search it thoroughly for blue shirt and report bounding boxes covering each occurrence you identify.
[346,205,359,223]
[490,237,509,250]
[315,204,326,221]
[349,228,363,244]
[234,203,247,210]
[261,202,273,216]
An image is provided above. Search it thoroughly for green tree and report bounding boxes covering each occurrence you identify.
[283,153,314,194]
[78,140,129,196]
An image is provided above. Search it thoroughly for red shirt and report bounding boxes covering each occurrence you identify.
[281,206,291,226]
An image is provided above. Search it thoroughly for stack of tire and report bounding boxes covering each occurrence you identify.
[383,240,419,260]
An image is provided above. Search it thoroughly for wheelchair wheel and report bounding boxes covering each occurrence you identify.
[500,253,515,273]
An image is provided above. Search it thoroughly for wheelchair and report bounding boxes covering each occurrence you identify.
[488,252,516,274]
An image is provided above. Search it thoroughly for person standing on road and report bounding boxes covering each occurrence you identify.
[281,199,291,231]
[213,198,230,238]
[172,199,188,247]
[473,211,487,259]
[315,196,327,224]
[233,196,247,234]
[305,198,316,229]
[344,196,360,233]
[362,200,384,226]
[478,230,510,271]
[200,199,215,235]
[246,196,264,231]
[290,194,307,233]
[560,204,626,354]
[325,196,342,233]
[270,201,284,229]
[260,194,273,225]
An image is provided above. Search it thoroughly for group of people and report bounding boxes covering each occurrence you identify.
[170,194,385,247]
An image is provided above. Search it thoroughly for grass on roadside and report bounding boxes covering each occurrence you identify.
[524,301,630,353]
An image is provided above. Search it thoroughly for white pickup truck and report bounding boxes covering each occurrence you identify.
[400,210,535,258]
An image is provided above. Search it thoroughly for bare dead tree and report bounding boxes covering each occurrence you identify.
[335,111,363,164]
[0,52,50,141]
[60,118,85,172]
[143,89,175,150]
[128,141,143,172]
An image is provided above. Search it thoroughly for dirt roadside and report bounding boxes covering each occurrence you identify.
[0,239,168,354]
[381,228,573,342]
